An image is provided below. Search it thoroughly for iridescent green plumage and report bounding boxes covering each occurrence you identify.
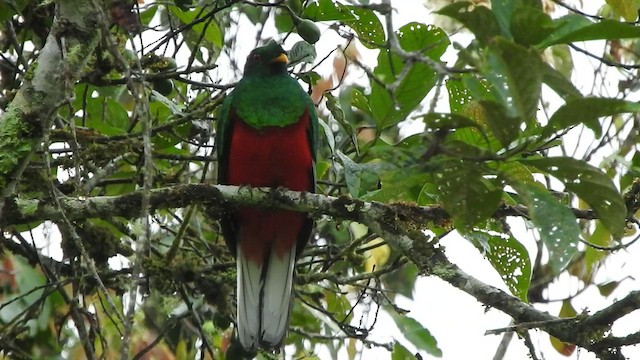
[215,40,318,352]
[217,40,317,147]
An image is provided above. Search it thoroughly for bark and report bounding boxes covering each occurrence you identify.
[1,183,637,359]
[0,0,101,217]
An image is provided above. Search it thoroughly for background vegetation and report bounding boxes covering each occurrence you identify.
[1,0,640,359]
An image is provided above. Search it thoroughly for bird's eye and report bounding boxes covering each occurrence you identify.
[252,54,261,61]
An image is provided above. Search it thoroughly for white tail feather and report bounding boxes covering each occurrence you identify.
[237,244,262,350]
[260,244,296,345]
[236,243,296,351]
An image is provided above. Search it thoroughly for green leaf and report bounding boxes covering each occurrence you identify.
[585,221,612,277]
[507,180,579,273]
[511,6,556,46]
[597,280,620,297]
[461,75,496,104]
[347,87,372,117]
[287,40,317,66]
[299,70,322,87]
[420,111,497,155]
[621,152,640,191]
[151,90,185,115]
[446,77,473,114]
[0,0,28,21]
[362,171,426,203]
[436,1,501,44]
[491,0,516,37]
[477,101,520,147]
[392,342,416,360]
[326,92,355,146]
[383,263,419,300]
[14,197,38,216]
[391,313,442,357]
[482,37,542,123]
[336,151,380,197]
[325,291,353,323]
[441,139,496,159]
[370,23,449,130]
[500,161,535,185]
[443,77,505,149]
[169,6,222,48]
[84,97,129,135]
[538,15,640,48]
[540,61,581,100]
[303,0,384,48]
[544,97,640,138]
[421,113,480,131]
[275,9,295,33]
[318,118,335,155]
[435,160,502,230]
[465,230,532,301]
[139,4,158,26]
[521,157,626,236]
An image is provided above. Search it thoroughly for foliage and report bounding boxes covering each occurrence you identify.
[1,0,640,359]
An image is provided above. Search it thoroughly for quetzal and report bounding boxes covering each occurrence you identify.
[216,40,318,351]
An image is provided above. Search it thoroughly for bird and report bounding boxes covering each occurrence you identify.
[216,40,318,352]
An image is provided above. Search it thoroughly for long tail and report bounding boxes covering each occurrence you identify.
[236,241,296,351]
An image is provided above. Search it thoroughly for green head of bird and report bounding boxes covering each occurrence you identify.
[243,40,289,77]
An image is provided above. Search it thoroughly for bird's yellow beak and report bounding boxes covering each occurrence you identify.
[271,53,289,64]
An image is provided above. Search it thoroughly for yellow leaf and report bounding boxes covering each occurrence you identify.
[347,338,357,360]
[176,339,188,360]
[605,0,640,22]
[550,300,577,356]
[364,237,390,273]
[349,222,369,240]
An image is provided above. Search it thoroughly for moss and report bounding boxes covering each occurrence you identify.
[201,269,234,327]
[14,198,39,216]
[80,139,139,167]
[23,61,37,81]
[430,260,457,280]
[0,106,33,182]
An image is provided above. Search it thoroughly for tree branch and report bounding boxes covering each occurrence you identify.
[2,183,640,358]
[0,0,101,218]
[0,184,612,228]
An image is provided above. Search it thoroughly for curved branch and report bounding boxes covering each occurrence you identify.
[2,183,639,358]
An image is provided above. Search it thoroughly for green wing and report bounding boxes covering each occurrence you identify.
[216,93,233,184]
[306,96,318,192]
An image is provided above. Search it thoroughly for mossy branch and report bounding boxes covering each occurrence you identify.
[2,183,640,358]
[0,0,100,217]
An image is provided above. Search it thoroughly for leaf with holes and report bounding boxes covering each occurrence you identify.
[465,230,531,301]
[482,37,542,124]
[370,22,449,131]
[303,0,384,48]
[435,160,502,230]
[543,97,640,138]
[521,157,626,236]
[507,180,579,274]
[436,1,501,44]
